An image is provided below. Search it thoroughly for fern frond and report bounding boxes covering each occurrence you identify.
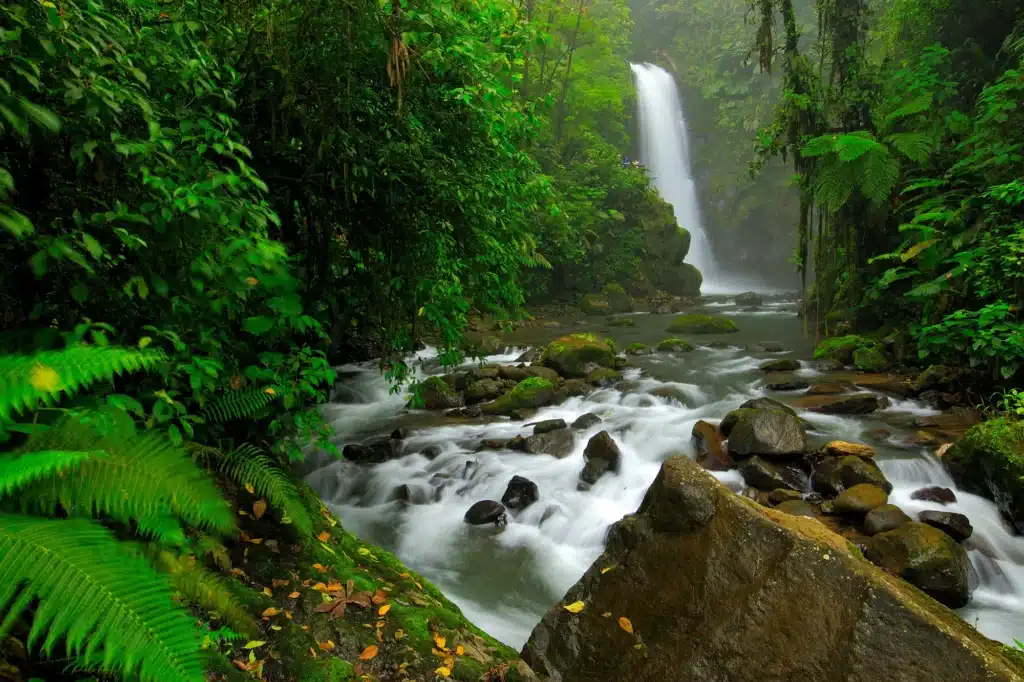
[17,415,235,536]
[194,532,232,570]
[151,550,254,637]
[213,445,313,536]
[886,132,934,163]
[0,515,206,682]
[0,450,105,498]
[884,91,934,126]
[0,346,164,421]
[800,134,837,157]
[814,158,857,212]
[860,148,901,205]
[202,386,277,424]
[835,133,881,162]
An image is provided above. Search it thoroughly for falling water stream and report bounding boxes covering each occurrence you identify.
[307,297,1024,650]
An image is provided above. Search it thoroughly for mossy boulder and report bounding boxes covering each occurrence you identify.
[540,333,616,378]
[812,334,883,366]
[945,418,1024,533]
[656,338,695,353]
[580,294,612,315]
[760,358,800,372]
[606,316,636,327]
[522,456,1021,681]
[464,378,505,404]
[625,343,651,356]
[601,283,633,313]
[481,377,555,415]
[666,313,738,334]
[832,483,889,514]
[586,367,622,386]
[675,263,703,297]
[725,399,807,457]
[865,522,971,608]
[461,332,503,355]
[853,346,888,372]
[409,376,464,410]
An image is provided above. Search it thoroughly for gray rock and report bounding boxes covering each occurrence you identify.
[465,378,506,404]
[502,475,539,510]
[919,510,973,542]
[523,429,574,458]
[911,486,957,505]
[464,500,507,527]
[583,430,621,471]
[421,444,443,460]
[738,456,808,492]
[533,418,568,434]
[579,458,612,486]
[863,504,912,536]
[727,407,807,457]
[570,413,602,430]
[865,522,970,608]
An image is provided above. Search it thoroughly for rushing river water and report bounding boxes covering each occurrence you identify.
[307,296,1024,649]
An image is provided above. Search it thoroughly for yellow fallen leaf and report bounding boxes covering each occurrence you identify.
[270,625,282,631]
[399,572,411,578]
[287,591,300,598]
[378,604,391,616]
[29,364,60,392]
[244,483,255,494]
[246,276,259,285]
[455,645,464,656]
[312,582,328,592]
[262,587,272,597]
[261,607,280,617]
[284,610,293,619]
[435,666,452,678]
[309,647,317,658]
[252,499,267,520]
[601,566,615,575]
[312,563,328,573]
[317,531,330,542]
[618,616,633,634]
[265,387,276,396]
[601,612,612,618]
[359,644,378,660]
[433,633,447,650]
[563,601,585,614]
[243,640,265,649]
[318,640,335,651]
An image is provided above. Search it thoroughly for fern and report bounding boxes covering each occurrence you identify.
[16,415,235,538]
[0,450,105,497]
[814,158,857,212]
[861,148,901,205]
[0,515,207,682]
[150,550,254,637]
[0,346,164,422]
[213,445,313,536]
[886,132,934,163]
[202,386,277,424]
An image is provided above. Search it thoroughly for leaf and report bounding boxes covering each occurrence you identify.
[601,612,612,617]
[435,666,452,677]
[618,616,634,634]
[244,640,266,649]
[252,499,267,520]
[318,640,335,651]
[563,600,585,613]
[314,601,337,613]
[244,483,255,494]
[261,607,280,617]
[243,316,275,335]
[378,604,391,616]
[317,531,330,542]
[288,591,300,598]
[372,589,387,604]
[433,633,447,650]
[359,645,379,660]
[262,587,272,597]
[600,566,615,575]
[900,239,938,262]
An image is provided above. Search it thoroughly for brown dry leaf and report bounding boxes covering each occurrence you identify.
[372,589,387,605]
[262,587,272,597]
[563,601,585,613]
[271,578,290,588]
[287,591,300,599]
[359,645,379,661]
[239,531,252,542]
[230,568,246,577]
[302,578,313,586]
[244,483,255,494]
[330,602,347,619]
[284,610,292,619]
[252,499,267,520]
[312,563,329,573]
[314,601,336,614]
[318,640,335,651]
[433,633,447,651]
[378,604,391,616]
[455,645,464,656]
[348,591,372,608]
[317,531,330,542]
[312,582,329,592]
[618,616,634,634]
[308,647,318,658]
[326,579,343,591]
[261,607,281,618]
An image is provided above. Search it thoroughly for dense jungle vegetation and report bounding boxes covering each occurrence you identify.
[0,0,1023,679]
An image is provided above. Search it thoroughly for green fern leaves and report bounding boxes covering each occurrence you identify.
[0,449,105,497]
[802,132,906,210]
[202,386,278,424]
[213,445,313,536]
[0,346,164,421]
[0,515,207,682]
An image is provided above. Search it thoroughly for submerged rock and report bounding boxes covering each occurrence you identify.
[570,413,602,430]
[919,510,973,542]
[464,500,507,527]
[666,313,738,334]
[911,486,957,504]
[692,420,732,471]
[865,522,970,608]
[421,444,443,460]
[521,456,1018,681]
[766,380,809,391]
[502,475,539,510]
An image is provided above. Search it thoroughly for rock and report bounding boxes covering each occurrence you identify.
[775,499,815,517]
[343,438,398,463]
[656,338,695,353]
[863,504,912,536]
[738,456,808,492]
[803,491,824,504]
[579,458,611,486]
[464,500,508,527]
[409,376,464,410]
[461,332,503,355]
[570,413,602,430]
[478,438,508,451]
[502,475,540,510]
[853,347,888,372]
[718,409,752,438]
[813,359,845,372]
[734,291,763,306]
[498,365,532,382]
[853,374,913,397]
[606,316,636,327]
[522,456,1020,682]
[754,342,786,353]
[768,488,803,504]
[673,263,703,297]
[692,420,732,471]
[911,486,957,504]
[480,377,555,415]
[760,358,801,372]
[666,313,738,334]
[832,484,888,514]
[648,385,690,404]
[766,380,809,391]
[465,378,506,404]
[739,396,798,415]
[552,378,591,403]
[515,348,543,363]
[813,335,883,366]
[445,405,482,419]
[585,367,622,386]
[583,431,621,472]
[532,418,567,434]
[540,333,616,378]
[799,393,890,414]
[523,429,574,458]
[911,363,964,393]
[837,455,893,493]
[726,404,807,458]
[421,444,443,460]
[624,342,651,356]
[602,283,633,313]
[807,381,854,395]
[865,522,970,608]
[824,440,876,458]
[580,293,612,315]
[918,510,973,542]
[810,456,844,497]
[391,428,408,440]
[944,418,1024,533]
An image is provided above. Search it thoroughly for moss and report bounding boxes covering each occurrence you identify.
[678,263,703,296]
[586,367,622,386]
[606,316,635,327]
[580,293,612,315]
[813,334,882,365]
[419,376,456,397]
[760,358,800,372]
[540,333,617,377]
[945,418,1024,532]
[602,282,626,296]
[625,342,649,355]
[299,658,354,682]
[480,376,555,415]
[853,346,888,372]
[656,338,695,352]
[666,313,738,334]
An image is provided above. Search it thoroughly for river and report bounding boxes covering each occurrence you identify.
[306,296,1024,650]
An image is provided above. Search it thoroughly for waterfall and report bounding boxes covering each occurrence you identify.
[630,62,724,293]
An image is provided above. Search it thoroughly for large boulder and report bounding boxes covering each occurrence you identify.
[480,377,555,415]
[343,437,399,463]
[864,504,912,536]
[760,358,800,372]
[409,376,464,410]
[522,429,574,458]
[521,456,1020,682]
[580,294,612,315]
[738,456,808,492]
[666,313,738,334]
[540,333,616,378]
[865,522,971,608]
[726,402,807,458]
[601,283,633,313]
[465,378,505,404]
[674,263,703,296]
[813,335,884,366]
[944,418,1024,533]
[502,475,539,510]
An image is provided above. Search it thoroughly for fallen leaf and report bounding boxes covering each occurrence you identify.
[261,607,281,617]
[262,587,272,597]
[618,616,634,634]
[433,633,447,651]
[314,601,336,613]
[359,645,378,661]
[231,568,246,577]
[372,589,387,604]
[563,600,585,613]
[318,640,335,651]
[399,572,411,578]
[309,647,317,658]
[247,537,263,545]
[312,582,329,592]
[270,625,282,631]
[287,591,300,599]
[253,499,267,520]
[244,483,255,494]
[378,604,391,616]
[284,610,292,619]
[601,612,612,618]
[456,645,464,656]
[317,531,330,542]
[435,666,452,677]
[272,578,290,588]
[601,566,615,575]
[243,640,265,649]
[395,629,406,641]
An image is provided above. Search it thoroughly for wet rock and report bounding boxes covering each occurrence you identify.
[807,381,854,395]
[739,396,798,415]
[515,348,542,363]
[865,522,970,608]
[533,418,568,434]
[810,456,844,497]
[914,407,983,437]
[918,510,973,542]
[478,438,508,451]
[445,405,482,418]
[656,338,695,353]
[606,316,636,327]
[692,420,732,471]
[754,342,786,353]
[625,342,651,356]
[853,347,888,372]
[420,445,443,460]
[768,488,803,504]
[465,378,506,404]
[837,455,893,493]
[523,456,1019,682]
[579,458,611,486]
[738,456,808,492]
[570,413,602,430]
[481,377,555,415]
[911,486,957,504]
[523,429,574,458]
[775,499,815,518]
[553,378,592,403]
[911,363,964,393]
[740,486,761,501]
[583,431,621,472]
[944,419,1024,533]
[648,385,690,404]
[540,333,616,378]
[813,359,845,372]
[343,438,399,463]
[802,491,824,505]
[766,380,809,391]
[832,484,888,514]
[524,365,561,383]
[666,313,738,334]
[825,440,876,458]
[464,500,507,527]
[391,428,408,440]
[760,358,800,372]
[726,406,807,458]
[863,504,912,536]
[498,365,532,382]
[853,374,913,397]
[585,367,622,386]
[409,376,465,410]
[734,291,763,306]
[799,393,890,414]
[502,475,540,510]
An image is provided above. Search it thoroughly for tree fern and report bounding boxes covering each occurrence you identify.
[0,515,207,682]
[201,386,277,424]
[886,131,934,163]
[16,415,235,538]
[212,445,313,536]
[861,148,901,205]
[0,450,105,497]
[0,346,164,422]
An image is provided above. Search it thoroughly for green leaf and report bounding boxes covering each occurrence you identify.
[900,239,938,262]
[243,316,275,335]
